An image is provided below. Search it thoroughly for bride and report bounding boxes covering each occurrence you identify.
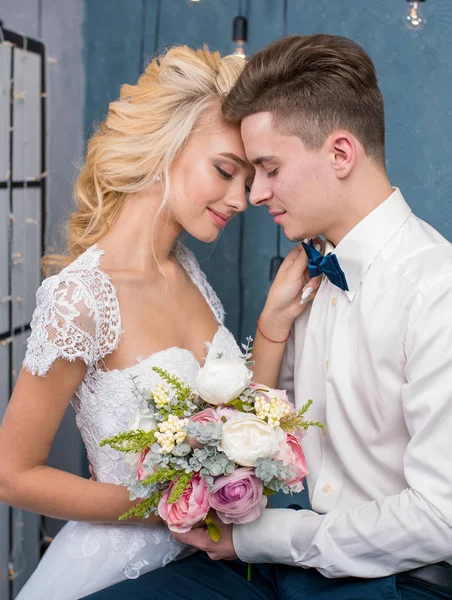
[0,46,318,599]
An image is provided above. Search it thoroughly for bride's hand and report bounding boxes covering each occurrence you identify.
[262,238,324,332]
[88,462,97,481]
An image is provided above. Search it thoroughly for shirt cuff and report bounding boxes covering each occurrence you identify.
[232,508,313,564]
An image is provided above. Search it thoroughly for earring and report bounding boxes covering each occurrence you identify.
[153,174,161,183]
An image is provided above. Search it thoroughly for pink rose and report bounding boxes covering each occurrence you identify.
[137,449,150,481]
[215,406,239,421]
[190,408,222,425]
[158,473,210,533]
[187,408,222,448]
[208,468,267,525]
[277,432,308,493]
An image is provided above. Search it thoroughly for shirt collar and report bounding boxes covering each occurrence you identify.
[331,188,412,301]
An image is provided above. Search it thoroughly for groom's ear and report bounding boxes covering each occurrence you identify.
[328,132,356,179]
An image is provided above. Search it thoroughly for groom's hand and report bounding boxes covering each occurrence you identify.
[172,520,237,561]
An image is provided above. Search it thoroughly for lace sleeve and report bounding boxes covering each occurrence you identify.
[23,269,121,377]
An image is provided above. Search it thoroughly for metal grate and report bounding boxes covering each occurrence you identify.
[0,22,46,600]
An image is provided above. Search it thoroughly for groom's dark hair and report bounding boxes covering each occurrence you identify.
[222,34,386,166]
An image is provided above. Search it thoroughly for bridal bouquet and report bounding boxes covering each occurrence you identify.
[101,338,324,540]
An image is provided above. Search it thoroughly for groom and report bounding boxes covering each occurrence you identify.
[85,35,452,599]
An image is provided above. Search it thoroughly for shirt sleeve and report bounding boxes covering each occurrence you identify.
[234,277,452,578]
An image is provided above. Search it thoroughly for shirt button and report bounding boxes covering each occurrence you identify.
[325,360,329,368]
[322,484,332,494]
[331,298,337,307]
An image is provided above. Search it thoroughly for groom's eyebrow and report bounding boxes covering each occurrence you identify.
[218,152,248,168]
[253,155,278,166]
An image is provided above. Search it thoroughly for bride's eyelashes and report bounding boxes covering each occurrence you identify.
[267,168,278,178]
[215,165,233,180]
[216,165,251,194]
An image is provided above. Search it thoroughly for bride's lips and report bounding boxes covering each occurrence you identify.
[208,208,229,228]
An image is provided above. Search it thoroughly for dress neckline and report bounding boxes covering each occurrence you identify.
[75,243,224,375]
[106,325,225,376]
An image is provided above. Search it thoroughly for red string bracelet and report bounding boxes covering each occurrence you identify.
[256,319,290,344]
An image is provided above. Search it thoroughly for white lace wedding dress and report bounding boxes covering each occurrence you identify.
[17,243,241,600]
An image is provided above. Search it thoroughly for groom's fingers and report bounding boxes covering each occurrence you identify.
[172,527,212,550]
[172,525,236,561]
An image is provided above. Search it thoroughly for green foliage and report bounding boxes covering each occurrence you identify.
[241,336,255,368]
[205,513,221,542]
[118,491,163,521]
[120,470,194,520]
[140,468,179,488]
[228,398,253,412]
[151,366,195,418]
[168,472,194,504]
[152,367,192,401]
[280,400,325,433]
[100,429,156,453]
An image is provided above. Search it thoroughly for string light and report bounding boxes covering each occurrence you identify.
[232,15,248,59]
[406,0,425,29]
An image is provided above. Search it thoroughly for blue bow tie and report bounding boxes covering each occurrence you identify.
[302,241,349,292]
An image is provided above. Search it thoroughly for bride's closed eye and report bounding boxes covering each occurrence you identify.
[215,165,233,180]
[215,164,252,195]
[267,168,278,178]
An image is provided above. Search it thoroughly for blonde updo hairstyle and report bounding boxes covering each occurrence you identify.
[43,46,244,275]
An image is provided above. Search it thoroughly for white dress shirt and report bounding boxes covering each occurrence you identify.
[234,188,452,578]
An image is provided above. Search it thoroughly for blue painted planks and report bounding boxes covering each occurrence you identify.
[83,0,146,135]
[157,0,245,337]
[286,0,452,241]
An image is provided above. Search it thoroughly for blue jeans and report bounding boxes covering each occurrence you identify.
[82,552,452,600]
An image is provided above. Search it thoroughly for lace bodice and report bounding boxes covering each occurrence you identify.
[22,243,241,579]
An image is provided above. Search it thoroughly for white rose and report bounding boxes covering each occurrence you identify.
[220,413,285,467]
[123,408,157,470]
[196,358,252,406]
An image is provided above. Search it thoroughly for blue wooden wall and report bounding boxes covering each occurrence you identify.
[84,0,452,343]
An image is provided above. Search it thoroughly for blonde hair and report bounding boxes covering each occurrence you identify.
[43,46,244,275]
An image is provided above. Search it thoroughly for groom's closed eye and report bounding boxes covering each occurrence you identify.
[252,155,279,166]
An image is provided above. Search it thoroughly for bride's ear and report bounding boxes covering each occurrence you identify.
[328,132,356,179]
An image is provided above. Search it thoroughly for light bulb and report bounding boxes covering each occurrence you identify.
[406,1,424,29]
[233,40,246,59]
[232,16,248,59]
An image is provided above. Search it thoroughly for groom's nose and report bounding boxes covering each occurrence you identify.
[249,179,273,206]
